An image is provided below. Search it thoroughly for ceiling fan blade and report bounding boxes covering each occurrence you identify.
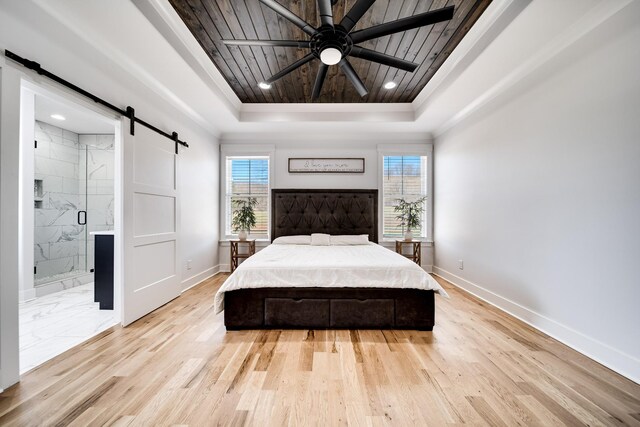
[222,40,311,48]
[260,0,318,36]
[318,0,334,27]
[340,0,375,33]
[338,59,368,97]
[312,63,329,100]
[350,5,454,44]
[265,53,316,84]
[349,46,418,72]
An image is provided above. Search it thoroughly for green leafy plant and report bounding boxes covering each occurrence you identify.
[231,197,258,232]
[394,197,427,232]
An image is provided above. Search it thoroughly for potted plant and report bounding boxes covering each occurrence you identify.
[231,197,258,240]
[394,197,426,241]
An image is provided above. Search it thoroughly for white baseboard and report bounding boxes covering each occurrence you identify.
[20,288,36,302]
[181,266,218,292]
[433,266,640,385]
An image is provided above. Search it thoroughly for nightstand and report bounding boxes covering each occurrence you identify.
[230,239,256,272]
[395,240,421,266]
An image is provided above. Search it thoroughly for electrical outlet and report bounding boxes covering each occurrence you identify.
[458,259,464,270]
[187,260,192,270]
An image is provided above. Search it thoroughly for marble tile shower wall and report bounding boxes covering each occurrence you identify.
[34,121,115,284]
[34,121,84,282]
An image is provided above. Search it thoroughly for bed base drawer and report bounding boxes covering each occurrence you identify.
[330,299,394,328]
[224,288,434,331]
[265,298,330,327]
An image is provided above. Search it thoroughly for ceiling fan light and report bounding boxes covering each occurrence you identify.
[258,82,272,90]
[320,47,342,65]
[383,81,397,90]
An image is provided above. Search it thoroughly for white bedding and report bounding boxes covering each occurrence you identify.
[214,242,448,313]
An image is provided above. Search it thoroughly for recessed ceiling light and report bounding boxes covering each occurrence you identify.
[50,114,66,121]
[258,82,272,90]
[383,81,397,90]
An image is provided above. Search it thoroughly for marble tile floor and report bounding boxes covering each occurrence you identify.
[19,283,118,374]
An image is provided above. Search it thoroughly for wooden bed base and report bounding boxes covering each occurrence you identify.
[224,287,435,331]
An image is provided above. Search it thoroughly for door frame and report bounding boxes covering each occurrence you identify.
[0,60,124,390]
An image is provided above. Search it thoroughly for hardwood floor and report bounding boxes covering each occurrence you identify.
[1,274,638,426]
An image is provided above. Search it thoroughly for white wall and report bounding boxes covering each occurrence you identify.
[218,139,434,270]
[0,1,219,389]
[273,142,379,189]
[433,6,640,382]
[0,61,23,390]
[180,132,219,290]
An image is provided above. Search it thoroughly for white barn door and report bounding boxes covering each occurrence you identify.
[122,123,180,326]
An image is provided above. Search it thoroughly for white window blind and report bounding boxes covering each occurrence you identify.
[225,156,270,238]
[382,155,428,238]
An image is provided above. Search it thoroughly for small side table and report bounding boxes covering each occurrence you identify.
[230,239,256,272]
[395,240,421,266]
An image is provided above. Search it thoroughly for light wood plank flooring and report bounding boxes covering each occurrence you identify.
[0,274,638,426]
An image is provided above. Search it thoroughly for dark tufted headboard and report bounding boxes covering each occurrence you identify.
[271,189,378,242]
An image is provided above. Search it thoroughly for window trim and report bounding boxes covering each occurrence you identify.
[220,144,275,241]
[377,144,433,242]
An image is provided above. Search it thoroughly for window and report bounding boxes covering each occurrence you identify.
[382,155,429,239]
[225,156,270,239]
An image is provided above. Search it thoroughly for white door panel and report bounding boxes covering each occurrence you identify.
[134,139,176,189]
[133,193,176,236]
[123,124,180,326]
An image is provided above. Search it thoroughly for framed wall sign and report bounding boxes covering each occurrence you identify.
[288,158,365,174]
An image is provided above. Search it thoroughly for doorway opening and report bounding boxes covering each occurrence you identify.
[19,83,122,373]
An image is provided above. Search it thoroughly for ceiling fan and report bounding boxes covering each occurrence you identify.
[222,0,455,101]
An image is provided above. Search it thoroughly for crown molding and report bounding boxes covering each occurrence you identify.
[132,0,242,114]
[31,0,223,138]
[239,103,415,123]
[220,131,432,144]
[434,0,636,137]
[412,0,530,114]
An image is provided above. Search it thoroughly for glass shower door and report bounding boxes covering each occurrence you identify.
[33,121,88,286]
[83,136,116,272]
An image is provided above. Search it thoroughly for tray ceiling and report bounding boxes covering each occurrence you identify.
[170,0,492,103]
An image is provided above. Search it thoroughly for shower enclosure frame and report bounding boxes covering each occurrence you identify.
[32,127,116,295]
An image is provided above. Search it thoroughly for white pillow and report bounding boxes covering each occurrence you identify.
[330,234,370,245]
[310,233,331,246]
[272,235,311,245]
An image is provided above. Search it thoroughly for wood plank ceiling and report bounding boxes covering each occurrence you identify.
[170,0,492,103]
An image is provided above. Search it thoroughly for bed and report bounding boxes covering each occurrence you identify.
[217,189,446,330]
